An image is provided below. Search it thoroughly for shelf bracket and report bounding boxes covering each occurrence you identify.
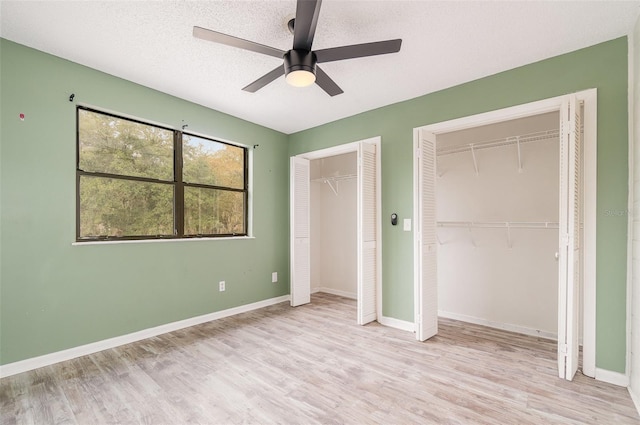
[324,179,338,196]
[470,145,479,176]
[516,136,523,173]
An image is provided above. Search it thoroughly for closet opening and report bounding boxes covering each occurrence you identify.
[436,111,565,343]
[290,137,382,325]
[311,153,358,302]
[413,90,597,381]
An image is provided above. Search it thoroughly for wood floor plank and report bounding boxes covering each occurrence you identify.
[1,293,638,424]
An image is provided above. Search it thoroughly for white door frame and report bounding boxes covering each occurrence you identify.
[412,89,597,378]
[292,137,383,322]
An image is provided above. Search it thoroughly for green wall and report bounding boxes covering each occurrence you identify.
[289,37,630,373]
[0,39,290,365]
[630,14,640,395]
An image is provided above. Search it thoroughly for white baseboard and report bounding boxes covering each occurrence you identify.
[0,295,290,378]
[629,386,640,416]
[378,316,415,332]
[438,310,558,341]
[595,368,629,387]
[312,287,357,300]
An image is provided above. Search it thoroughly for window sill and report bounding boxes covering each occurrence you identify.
[72,236,255,246]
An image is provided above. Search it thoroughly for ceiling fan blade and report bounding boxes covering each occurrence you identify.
[293,0,322,51]
[193,26,285,59]
[315,66,343,97]
[315,39,402,63]
[242,66,285,93]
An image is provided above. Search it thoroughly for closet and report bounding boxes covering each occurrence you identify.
[415,92,594,381]
[291,137,380,325]
[310,153,358,300]
[435,112,563,339]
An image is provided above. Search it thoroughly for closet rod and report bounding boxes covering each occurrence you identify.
[437,129,559,156]
[437,221,559,229]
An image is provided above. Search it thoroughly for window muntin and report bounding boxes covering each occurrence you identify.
[76,107,248,241]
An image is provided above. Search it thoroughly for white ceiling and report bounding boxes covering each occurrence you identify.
[1,1,639,134]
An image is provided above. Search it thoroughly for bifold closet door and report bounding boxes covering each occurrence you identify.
[558,94,581,380]
[290,156,311,307]
[416,130,438,341]
[357,141,378,325]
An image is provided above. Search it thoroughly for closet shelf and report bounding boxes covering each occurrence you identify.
[436,129,560,175]
[311,174,356,183]
[436,129,560,157]
[437,221,559,229]
[437,221,559,248]
[312,173,356,196]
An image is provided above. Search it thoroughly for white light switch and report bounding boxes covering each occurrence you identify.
[403,219,411,231]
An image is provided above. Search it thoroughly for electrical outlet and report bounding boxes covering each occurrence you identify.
[272,272,278,283]
[219,281,225,292]
[403,219,412,231]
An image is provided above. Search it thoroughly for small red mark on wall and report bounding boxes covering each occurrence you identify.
[19,113,25,121]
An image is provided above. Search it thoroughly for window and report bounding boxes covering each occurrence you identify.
[76,107,248,241]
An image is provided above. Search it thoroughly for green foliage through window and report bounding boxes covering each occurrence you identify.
[77,107,248,240]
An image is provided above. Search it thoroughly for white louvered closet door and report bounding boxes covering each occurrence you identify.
[290,157,311,307]
[558,95,581,380]
[357,142,378,325]
[417,131,438,341]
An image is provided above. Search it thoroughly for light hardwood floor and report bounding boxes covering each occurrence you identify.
[1,293,639,424]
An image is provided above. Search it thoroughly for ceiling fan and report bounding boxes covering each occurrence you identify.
[193,0,402,96]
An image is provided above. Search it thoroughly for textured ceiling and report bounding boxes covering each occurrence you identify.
[1,1,639,134]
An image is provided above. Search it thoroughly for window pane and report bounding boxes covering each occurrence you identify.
[184,187,245,235]
[79,176,174,238]
[78,109,173,181]
[183,135,244,189]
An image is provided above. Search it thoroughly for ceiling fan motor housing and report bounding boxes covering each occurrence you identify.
[284,49,317,78]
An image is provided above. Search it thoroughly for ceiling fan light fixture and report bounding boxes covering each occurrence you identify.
[286,69,316,87]
[284,49,317,88]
